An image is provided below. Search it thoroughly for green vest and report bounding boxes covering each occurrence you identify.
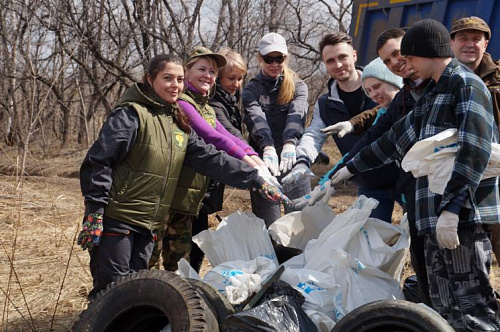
[169,92,216,216]
[104,102,188,231]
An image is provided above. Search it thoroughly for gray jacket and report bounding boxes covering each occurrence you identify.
[242,70,308,154]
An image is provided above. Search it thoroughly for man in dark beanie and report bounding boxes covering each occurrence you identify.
[329,18,500,331]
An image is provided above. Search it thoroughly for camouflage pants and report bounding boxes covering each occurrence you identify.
[425,225,500,331]
[148,212,194,271]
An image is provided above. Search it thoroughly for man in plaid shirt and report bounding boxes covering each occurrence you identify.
[331,19,500,331]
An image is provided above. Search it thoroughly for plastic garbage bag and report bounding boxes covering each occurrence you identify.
[269,202,335,250]
[280,267,343,330]
[280,268,341,316]
[177,258,201,280]
[202,256,277,305]
[402,128,500,194]
[303,196,409,279]
[222,295,318,332]
[328,249,404,319]
[193,211,278,267]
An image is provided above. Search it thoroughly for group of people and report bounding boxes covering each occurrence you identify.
[78,15,500,331]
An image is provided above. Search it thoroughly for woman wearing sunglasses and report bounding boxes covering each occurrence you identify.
[242,32,310,227]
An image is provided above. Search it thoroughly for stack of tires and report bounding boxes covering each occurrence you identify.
[73,270,234,332]
[74,270,454,332]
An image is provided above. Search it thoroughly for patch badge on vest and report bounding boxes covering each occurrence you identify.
[205,113,216,128]
[174,130,186,149]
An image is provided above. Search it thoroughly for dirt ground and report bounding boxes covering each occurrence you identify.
[0,139,498,330]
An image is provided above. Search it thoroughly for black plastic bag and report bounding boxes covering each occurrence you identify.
[403,275,421,303]
[222,295,318,332]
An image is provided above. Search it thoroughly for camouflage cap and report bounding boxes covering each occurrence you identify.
[450,16,491,40]
[185,46,227,68]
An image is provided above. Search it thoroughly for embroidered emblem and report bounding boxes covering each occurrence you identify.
[174,130,186,149]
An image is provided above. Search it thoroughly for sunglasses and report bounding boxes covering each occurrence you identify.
[262,55,286,64]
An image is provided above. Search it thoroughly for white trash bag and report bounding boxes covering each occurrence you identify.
[402,128,500,194]
[303,196,409,279]
[269,202,335,250]
[202,256,277,305]
[328,249,404,319]
[193,211,278,267]
[177,258,201,280]
[280,267,343,330]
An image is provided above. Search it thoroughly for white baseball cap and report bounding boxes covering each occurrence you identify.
[259,33,288,56]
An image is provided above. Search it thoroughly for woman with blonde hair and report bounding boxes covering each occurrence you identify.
[209,48,248,139]
[243,32,309,226]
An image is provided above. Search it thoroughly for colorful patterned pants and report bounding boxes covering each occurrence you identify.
[425,225,500,331]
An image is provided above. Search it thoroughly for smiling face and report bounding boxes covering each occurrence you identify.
[451,29,489,70]
[219,67,245,96]
[377,37,418,80]
[363,77,399,108]
[186,57,217,95]
[260,51,285,78]
[321,43,357,82]
[147,62,184,104]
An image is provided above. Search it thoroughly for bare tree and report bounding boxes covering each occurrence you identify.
[0,0,352,149]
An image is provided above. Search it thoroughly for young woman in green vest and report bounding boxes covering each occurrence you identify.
[154,47,281,272]
[78,54,287,299]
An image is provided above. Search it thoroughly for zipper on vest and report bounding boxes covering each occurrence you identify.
[151,117,174,228]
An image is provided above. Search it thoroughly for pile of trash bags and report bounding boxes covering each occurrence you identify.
[178,195,410,331]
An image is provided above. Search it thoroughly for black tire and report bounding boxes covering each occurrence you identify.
[186,278,235,328]
[73,270,218,332]
[331,300,454,332]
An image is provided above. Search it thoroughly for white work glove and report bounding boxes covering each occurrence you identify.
[309,183,336,205]
[282,163,314,185]
[263,146,280,176]
[436,210,460,249]
[254,165,282,190]
[330,166,353,186]
[291,183,336,209]
[280,142,296,173]
[321,121,354,138]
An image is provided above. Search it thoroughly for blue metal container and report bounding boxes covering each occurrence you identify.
[350,0,500,66]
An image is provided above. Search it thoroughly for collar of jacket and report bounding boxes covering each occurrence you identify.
[258,70,283,92]
[475,52,500,79]
[431,58,467,94]
[214,82,239,105]
[118,82,175,116]
[327,65,364,101]
[185,83,212,105]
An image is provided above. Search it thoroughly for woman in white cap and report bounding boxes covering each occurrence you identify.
[243,32,309,227]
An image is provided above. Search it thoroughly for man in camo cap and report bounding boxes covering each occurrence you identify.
[451,16,500,264]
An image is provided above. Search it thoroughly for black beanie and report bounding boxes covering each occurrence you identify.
[401,19,453,58]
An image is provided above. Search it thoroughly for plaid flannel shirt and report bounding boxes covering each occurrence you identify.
[347,58,500,235]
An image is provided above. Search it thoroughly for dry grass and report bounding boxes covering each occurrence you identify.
[0,145,91,331]
[0,138,497,331]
